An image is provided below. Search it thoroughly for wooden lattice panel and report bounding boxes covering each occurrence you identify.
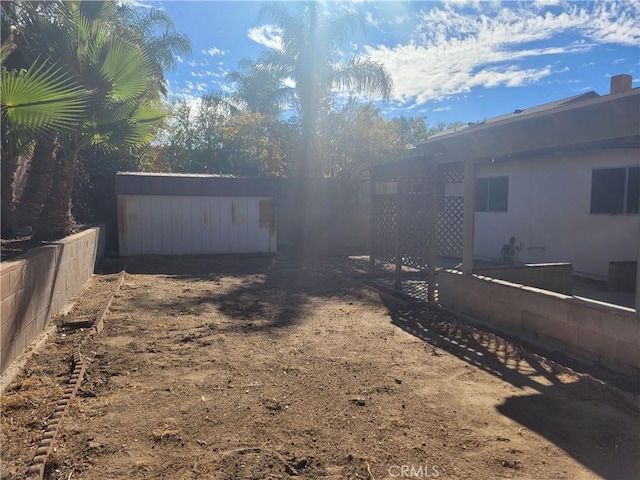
[400,194,430,270]
[437,196,464,256]
[373,195,397,263]
[372,161,465,271]
[438,162,464,184]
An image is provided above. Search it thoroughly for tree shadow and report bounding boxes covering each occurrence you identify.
[103,254,372,333]
[384,300,640,479]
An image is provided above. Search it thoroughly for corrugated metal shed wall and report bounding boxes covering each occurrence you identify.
[118,194,276,256]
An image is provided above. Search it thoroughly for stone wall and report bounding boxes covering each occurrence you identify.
[1,227,105,373]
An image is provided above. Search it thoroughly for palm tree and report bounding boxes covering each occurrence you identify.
[115,4,192,97]
[31,1,165,239]
[227,58,294,117]
[3,1,183,239]
[1,3,88,237]
[257,2,393,177]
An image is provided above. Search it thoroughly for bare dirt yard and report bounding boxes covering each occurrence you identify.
[2,255,639,479]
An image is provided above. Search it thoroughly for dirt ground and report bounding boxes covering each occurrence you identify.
[2,255,639,480]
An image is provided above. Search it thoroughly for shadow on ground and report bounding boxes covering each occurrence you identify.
[385,302,640,480]
[99,254,376,332]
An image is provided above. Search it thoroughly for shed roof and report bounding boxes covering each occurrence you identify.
[115,172,278,197]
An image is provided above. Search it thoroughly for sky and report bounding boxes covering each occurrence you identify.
[140,0,639,126]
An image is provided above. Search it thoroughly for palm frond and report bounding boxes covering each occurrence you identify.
[332,57,393,101]
[92,101,165,148]
[1,61,87,133]
[100,37,151,102]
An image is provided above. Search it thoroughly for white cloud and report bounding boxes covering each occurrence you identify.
[533,0,565,8]
[248,24,283,50]
[191,70,224,79]
[202,47,226,57]
[364,11,380,29]
[175,55,184,64]
[363,1,640,105]
[118,0,156,9]
[432,105,454,112]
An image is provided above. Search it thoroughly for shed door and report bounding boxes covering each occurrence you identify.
[118,195,277,256]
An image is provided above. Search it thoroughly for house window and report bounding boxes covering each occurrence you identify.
[590,166,639,214]
[476,177,508,212]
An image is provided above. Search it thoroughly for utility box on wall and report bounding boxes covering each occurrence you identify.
[116,173,277,256]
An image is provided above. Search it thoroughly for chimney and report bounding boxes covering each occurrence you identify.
[610,74,632,94]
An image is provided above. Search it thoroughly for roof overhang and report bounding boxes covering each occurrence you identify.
[410,88,640,163]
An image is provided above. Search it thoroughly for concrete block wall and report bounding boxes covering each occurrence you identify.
[439,269,640,375]
[1,227,104,373]
[474,263,573,295]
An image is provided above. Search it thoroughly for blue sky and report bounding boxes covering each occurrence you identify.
[139,0,639,126]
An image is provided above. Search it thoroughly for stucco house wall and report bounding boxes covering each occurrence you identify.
[474,148,639,277]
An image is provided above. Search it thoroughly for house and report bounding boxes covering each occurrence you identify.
[410,74,639,281]
[368,75,639,373]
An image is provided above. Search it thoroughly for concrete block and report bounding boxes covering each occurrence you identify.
[1,345,16,373]
[25,319,40,346]
[577,328,617,359]
[1,271,10,301]
[9,265,25,293]
[1,226,104,374]
[571,306,606,333]
[615,340,640,368]
[1,316,17,351]
[35,310,48,331]
[535,295,568,323]
[53,273,66,295]
[494,300,520,327]
[14,328,28,353]
[521,310,548,336]
[1,293,16,328]
[51,296,61,317]
[606,316,640,342]
[543,318,578,346]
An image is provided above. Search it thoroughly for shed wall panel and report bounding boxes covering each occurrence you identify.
[118,195,277,256]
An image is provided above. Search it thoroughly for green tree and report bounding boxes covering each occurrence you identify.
[257,2,393,177]
[221,111,293,176]
[1,2,88,236]
[32,1,165,239]
[390,116,429,146]
[318,99,406,179]
[427,121,466,137]
[115,4,192,97]
[2,1,189,239]
[155,94,233,173]
[227,58,294,117]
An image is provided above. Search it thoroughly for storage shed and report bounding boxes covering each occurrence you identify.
[116,173,277,256]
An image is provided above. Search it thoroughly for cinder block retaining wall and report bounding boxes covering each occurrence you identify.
[1,227,105,373]
[439,269,640,375]
[474,263,573,295]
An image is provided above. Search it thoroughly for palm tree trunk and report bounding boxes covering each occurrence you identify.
[35,149,77,240]
[16,137,59,230]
